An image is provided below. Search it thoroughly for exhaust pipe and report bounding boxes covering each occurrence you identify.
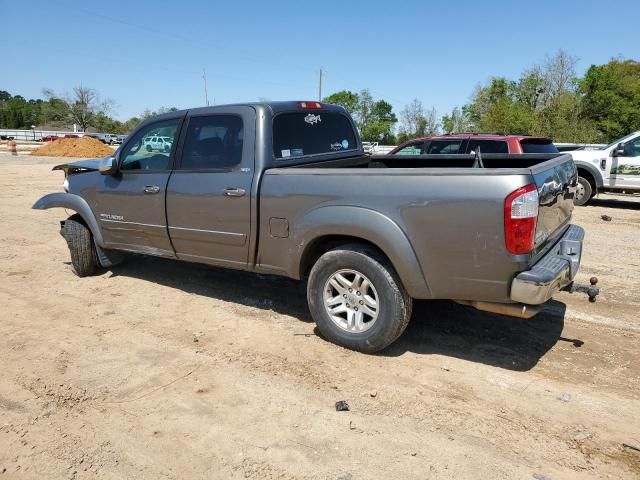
[455,300,541,319]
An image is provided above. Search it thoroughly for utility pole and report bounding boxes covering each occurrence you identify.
[318,68,323,102]
[203,68,209,107]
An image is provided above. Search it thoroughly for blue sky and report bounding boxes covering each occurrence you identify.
[3,0,638,120]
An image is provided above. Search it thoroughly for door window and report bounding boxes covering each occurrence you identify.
[180,115,244,169]
[623,138,640,157]
[426,139,462,154]
[120,118,181,171]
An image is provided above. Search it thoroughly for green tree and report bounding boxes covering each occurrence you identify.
[323,89,398,143]
[322,90,359,115]
[361,99,397,143]
[441,107,472,134]
[580,59,640,140]
[398,99,439,142]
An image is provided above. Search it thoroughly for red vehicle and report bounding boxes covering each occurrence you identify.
[40,135,62,142]
[389,133,559,155]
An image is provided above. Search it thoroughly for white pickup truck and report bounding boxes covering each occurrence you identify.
[570,131,640,205]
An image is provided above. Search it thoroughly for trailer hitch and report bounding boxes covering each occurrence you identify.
[562,276,600,303]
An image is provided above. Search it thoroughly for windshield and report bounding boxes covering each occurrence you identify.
[273,112,357,159]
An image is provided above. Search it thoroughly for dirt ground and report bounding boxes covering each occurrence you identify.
[1,155,639,480]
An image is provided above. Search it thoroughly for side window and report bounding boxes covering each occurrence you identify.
[427,140,462,154]
[180,115,244,170]
[120,118,180,171]
[394,142,423,155]
[624,138,640,157]
[468,140,509,154]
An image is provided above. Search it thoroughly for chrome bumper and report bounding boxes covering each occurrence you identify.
[511,225,584,305]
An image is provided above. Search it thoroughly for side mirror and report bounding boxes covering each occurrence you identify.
[613,143,626,157]
[99,156,118,175]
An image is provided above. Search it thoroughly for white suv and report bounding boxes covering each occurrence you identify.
[143,135,173,153]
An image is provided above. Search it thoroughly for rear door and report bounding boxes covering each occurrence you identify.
[165,107,255,268]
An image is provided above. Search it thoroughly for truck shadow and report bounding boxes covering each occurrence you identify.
[109,255,575,372]
[380,299,572,371]
[109,255,313,321]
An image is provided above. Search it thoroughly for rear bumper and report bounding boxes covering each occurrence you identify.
[510,224,584,305]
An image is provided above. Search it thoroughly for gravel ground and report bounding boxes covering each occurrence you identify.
[1,155,639,479]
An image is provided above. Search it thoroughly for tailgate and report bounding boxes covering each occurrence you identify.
[531,155,578,259]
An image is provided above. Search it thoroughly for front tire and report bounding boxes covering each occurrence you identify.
[307,244,412,353]
[64,216,99,277]
[574,176,593,206]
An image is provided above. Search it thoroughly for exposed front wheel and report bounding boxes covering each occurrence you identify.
[574,176,593,206]
[64,216,100,277]
[307,244,412,353]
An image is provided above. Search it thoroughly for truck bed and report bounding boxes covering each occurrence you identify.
[258,153,577,303]
[287,153,566,169]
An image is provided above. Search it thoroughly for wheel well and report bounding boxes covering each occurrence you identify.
[577,168,596,189]
[67,212,86,225]
[299,235,389,278]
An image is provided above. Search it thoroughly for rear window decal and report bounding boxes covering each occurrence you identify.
[281,149,291,157]
[292,148,304,156]
[304,114,321,125]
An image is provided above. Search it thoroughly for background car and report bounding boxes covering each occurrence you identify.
[390,133,559,155]
[143,135,173,152]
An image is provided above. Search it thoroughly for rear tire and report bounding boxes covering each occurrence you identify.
[307,244,412,353]
[574,176,593,206]
[64,216,99,277]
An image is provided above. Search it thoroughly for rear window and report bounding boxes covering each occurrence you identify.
[521,139,559,153]
[273,112,357,159]
[468,139,509,153]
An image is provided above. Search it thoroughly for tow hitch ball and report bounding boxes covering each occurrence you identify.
[562,276,600,303]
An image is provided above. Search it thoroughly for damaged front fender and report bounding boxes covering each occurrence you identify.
[32,192,104,247]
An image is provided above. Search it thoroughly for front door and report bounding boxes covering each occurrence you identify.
[95,116,183,256]
[166,107,255,268]
[611,136,640,188]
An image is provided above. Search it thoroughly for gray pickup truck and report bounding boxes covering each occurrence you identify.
[33,101,598,352]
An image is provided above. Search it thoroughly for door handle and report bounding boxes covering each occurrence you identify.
[224,187,246,197]
[143,185,160,194]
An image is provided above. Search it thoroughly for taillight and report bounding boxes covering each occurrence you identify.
[298,101,323,109]
[504,183,538,254]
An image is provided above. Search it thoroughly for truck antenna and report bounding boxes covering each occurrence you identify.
[203,68,210,107]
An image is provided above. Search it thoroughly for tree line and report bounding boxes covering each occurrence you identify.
[2,52,638,143]
[0,86,176,134]
[325,52,639,144]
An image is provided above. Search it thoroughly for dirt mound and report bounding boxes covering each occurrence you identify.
[31,136,114,158]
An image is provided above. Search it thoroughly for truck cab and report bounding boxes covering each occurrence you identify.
[570,131,640,205]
